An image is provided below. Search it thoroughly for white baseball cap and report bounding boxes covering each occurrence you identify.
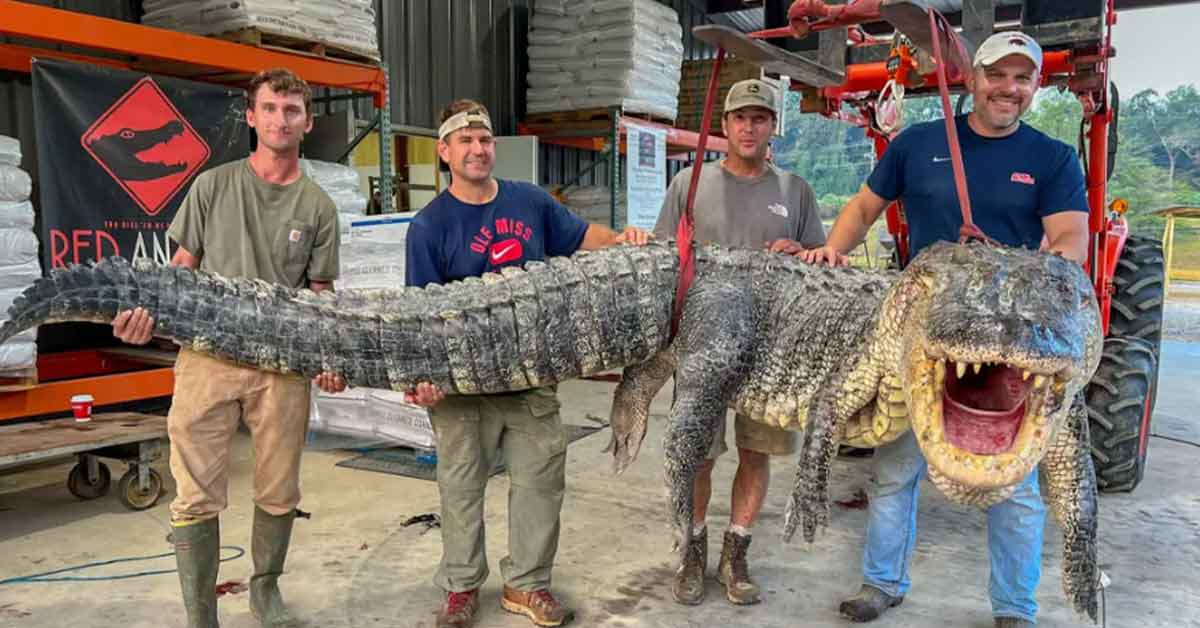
[973,31,1043,71]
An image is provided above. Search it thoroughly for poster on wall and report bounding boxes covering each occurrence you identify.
[32,58,248,270]
[624,121,667,231]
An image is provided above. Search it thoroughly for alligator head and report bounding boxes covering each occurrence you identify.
[85,120,188,181]
[892,241,1102,505]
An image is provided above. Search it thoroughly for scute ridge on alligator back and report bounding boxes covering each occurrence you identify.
[0,239,1103,621]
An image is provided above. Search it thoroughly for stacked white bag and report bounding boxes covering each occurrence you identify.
[300,158,368,236]
[526,0,684,120]
[141,0,380,61]
[0,135,40,377]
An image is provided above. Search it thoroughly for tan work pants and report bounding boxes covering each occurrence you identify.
[167,349,311,524]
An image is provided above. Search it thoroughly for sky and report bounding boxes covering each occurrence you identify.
[1108,4,1200,95]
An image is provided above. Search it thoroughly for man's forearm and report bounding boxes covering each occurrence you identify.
[579,224,619,250]
[824,199,875,253]
[1046,228,1089,264]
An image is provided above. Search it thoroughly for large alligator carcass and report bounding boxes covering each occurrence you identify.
[0,239,1102,619]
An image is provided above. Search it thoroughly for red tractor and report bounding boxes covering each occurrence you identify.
[691,0,1180,492]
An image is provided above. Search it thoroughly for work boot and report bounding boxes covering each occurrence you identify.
[717,530,760,605]
[172,518,221,628]
[435,590,479,628]
[671,527,707,605]
[249,507,298,628]
[839,584,904,622]
[500,585,574,627]
[994,618,1036,628]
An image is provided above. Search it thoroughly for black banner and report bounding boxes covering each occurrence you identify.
[32,58,248,269]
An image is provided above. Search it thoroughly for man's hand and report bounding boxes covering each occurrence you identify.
[765,239,807,255]
[313,372,347,394]
[405,382,445,408]
[797,245,850,267]
[112,308,155,345]
[614,225,653,246]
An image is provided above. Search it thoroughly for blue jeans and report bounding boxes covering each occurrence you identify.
[861,431,1045,623]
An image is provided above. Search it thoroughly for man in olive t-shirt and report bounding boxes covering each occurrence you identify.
[168,157,339,288]
[653,79,825,608]
[111,68,343,628]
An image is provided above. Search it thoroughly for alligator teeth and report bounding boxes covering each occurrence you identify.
[956,361,966,379]
[1033,374,1047,389]
[972,362,982,374]
[1022,370,1031,381]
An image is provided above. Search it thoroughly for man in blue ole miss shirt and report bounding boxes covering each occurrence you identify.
[405,99,651,628]
[801,32,1089,628]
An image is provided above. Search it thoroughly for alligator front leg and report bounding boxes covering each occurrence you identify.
[606,349,677,475]
[662,279,755,554]
[1040,391,1100,622]
[783,386,843,543]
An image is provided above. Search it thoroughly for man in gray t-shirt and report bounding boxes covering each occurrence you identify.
[653,78,825,608]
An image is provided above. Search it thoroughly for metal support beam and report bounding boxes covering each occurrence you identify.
[336,112,381,164]
[0,0,387,100]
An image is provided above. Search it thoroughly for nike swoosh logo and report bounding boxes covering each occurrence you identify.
[491,240,519,263]
[932,156,951,163]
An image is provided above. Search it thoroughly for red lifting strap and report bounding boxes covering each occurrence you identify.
[927,8,999,246]
[671,48,726,340]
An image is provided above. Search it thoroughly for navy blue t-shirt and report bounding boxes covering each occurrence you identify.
[867,114,1088,259]
[405,180,590,288]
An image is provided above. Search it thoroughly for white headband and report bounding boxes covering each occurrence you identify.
[438,111,493,141]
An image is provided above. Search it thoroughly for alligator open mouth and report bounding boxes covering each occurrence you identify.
[908,352,1070,489]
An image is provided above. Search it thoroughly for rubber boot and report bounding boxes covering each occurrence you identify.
[249,507,298,628]
[671,527,707,605]
[172,518,221,628]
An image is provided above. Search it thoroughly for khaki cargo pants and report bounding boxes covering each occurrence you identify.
[430,386,567,593]
[167,349,311,524]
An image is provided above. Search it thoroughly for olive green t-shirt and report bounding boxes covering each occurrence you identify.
[167,159,339,288]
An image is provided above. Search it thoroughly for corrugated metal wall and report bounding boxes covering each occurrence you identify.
[384,0,530,136]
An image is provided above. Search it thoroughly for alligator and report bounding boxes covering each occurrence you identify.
[0,240,1101,620]
[85,119,188,181]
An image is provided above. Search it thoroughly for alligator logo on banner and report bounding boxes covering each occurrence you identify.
[32,58,248,269]
[81,77,212,217]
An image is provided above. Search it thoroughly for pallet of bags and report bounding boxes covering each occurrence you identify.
[140,0,380,62]
[526,0,684,120]
[0,135,39,389]
[308,212,429,449]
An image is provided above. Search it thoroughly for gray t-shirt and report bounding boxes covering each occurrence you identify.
[653,162,825,249]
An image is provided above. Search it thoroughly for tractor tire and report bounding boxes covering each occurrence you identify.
[1108,235,1165,352]
[1085,337,1157,493]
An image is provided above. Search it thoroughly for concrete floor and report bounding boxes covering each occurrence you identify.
[2,305,1199,627]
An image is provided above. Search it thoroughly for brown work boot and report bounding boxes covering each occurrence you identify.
[994,618,1035,628]
[435,589,479,628]
[839,584,904,622]
[717,529,761,605]
[671,527,707,605]
[500,585,574,627]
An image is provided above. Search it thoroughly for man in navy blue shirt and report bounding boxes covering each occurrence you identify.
[406,98,650,628]
[801,32,1089,628]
